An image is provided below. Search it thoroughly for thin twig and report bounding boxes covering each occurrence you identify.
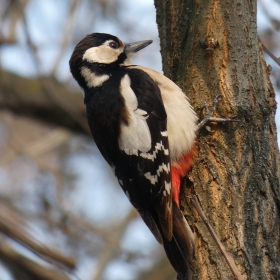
[51,0,81,76]
[0,205,76,269]
[191,195,243,280]
[0,242,70,280]
[15,1,90,135]
[258,36,280,67]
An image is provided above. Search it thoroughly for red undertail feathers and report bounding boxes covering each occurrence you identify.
[171,148,194,206]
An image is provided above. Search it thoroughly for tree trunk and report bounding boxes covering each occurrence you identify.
[154,0,280,279]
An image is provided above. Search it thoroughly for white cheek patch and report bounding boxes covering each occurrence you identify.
[118,75,151,155]
[83,45,123,64]
[81,67,109,88]
[144,162,170,185]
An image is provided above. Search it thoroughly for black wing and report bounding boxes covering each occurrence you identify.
[115,68,173,241]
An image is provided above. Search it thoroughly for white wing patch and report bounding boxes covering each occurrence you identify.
[161,131,168,137]
[163,181,171,196]
[129,66,198,162]
[140,141,169,161]
[125,191,130,200]
[118,74,151,155]
[144,162,170,185]
[81,67,109,88]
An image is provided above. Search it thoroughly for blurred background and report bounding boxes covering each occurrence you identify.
[0,0,279,279]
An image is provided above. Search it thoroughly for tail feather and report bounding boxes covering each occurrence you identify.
[169,201,195,279]
[138,209,163,244]
[149,201,195,280]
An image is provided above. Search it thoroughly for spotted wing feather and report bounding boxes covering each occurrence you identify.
[115,68,173,241]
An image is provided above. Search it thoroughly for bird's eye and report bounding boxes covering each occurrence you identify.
[109,42,119,49]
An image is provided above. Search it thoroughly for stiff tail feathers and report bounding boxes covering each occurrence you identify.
[145,201,195,280]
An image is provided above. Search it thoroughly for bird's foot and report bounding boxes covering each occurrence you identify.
[197,95,239,131]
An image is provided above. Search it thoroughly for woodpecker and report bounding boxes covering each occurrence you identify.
[69,33,197,280]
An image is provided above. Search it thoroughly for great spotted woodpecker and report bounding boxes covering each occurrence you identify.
[69,33,197,280]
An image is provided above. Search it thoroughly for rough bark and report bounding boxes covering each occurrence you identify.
[154,0,280,279]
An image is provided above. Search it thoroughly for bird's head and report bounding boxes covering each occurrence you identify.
[69,33,152,89]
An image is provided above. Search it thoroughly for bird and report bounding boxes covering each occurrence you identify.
[69,33,198,280]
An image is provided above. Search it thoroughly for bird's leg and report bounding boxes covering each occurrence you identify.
[197,95,239,131]
[190,195,243,280]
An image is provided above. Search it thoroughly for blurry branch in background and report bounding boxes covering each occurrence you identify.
[259,36,280,66]
[0,127,71,166]
[0,69,88,134]
[0,204,74,280]
[91,209,137,280]
[50,0,81,77]
[259,0,280,31]
[1,0,90,134]
[0,195,153,280]
[258,0,280,90]
[0,243,70,280]
[20,1,91,134]
[19,1,42,74]
[0,0,29,45]
[0,205,75,269]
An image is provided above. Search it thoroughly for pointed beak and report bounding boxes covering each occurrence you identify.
[124,40,153,55]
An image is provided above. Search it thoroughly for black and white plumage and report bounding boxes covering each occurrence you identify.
[69,33,197,280]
